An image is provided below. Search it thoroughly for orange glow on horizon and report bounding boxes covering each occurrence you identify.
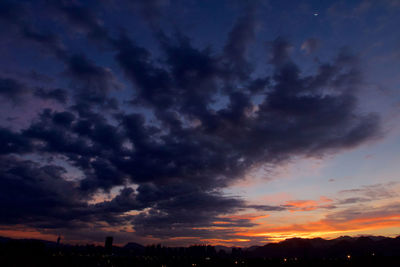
[1,213,399,246]
[0,228,58,242]
[235,214,400,242]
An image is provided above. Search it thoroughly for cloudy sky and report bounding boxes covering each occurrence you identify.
[0,0,399,246]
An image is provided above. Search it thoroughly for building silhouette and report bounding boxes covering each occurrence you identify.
[105,236,113,254]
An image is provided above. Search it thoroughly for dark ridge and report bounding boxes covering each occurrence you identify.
[0,235,399,266]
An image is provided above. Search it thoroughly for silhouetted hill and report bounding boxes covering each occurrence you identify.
[249,235,400,258]
[123,242,144,250]
[0,236,12,243]
[214,245,233,253]
[332,235,354,242]
[123,242,145,254]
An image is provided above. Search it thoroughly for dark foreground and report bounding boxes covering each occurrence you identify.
[1,236,399,266]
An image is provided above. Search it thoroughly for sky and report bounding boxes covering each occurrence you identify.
[0,0,399,247]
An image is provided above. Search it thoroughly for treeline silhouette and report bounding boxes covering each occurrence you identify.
[0,235,399,266]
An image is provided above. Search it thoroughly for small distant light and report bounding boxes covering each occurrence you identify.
[235,261,238,264]
[347,254,351,259]
[372,252,375,256]
[284,258,287,262]
[314,13,319,16]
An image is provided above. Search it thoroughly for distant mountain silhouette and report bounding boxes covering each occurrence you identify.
[248,235,400,258]
[214,245,233,253]
[0,236,11,243]
[123,242,145,251]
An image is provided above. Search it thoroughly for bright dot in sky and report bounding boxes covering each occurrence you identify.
[314,13,319,16]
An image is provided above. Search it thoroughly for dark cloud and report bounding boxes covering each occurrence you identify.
[223,6,257,79]
[80,158,126,192]
[34,87,68,104]
[53,1,109,42]
[0,128,32,154]
[247,205,286,211]
[131,183,250,238]
[0,77,27,102]
[93,187,142,213]
[20,25,67,58]
[52,111,76,127]
[0,155,138,230]
[0,154,256,239]
[0,2,118,109]
[64,54,120,107]
[268,37,293,67]
[22,109,95,157]
[0,1,67,58]
[0,156,83,226]
[113,34,175,110]
[247,77,270,93]
[0,73,66,108]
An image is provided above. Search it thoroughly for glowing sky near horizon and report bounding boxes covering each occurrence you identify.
[0,0,399,246]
